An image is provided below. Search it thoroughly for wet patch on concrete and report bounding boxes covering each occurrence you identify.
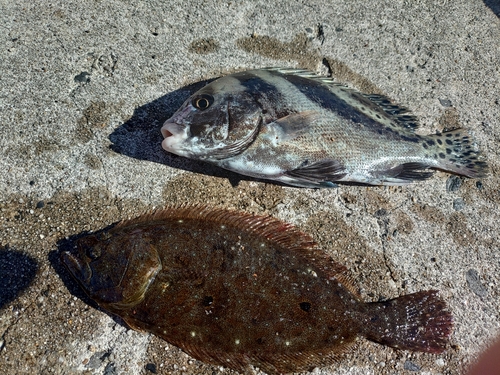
[236,33,321,71]
[189,38,220,55]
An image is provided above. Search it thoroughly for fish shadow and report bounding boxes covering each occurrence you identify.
[108,78,288,188]
[0,247,38,310]
[484,0,500,17]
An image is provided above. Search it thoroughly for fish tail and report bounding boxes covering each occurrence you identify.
[364,290,453,353]
[429,129,488,178]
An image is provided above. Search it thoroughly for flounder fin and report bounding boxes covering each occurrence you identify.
[117,204,319,254]
[264,67,419,131]
[285,159,347,184]
[365,290,453,353]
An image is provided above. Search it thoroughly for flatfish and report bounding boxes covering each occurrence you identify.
[61,206,452,374]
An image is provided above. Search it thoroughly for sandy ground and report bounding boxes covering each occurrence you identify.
[1,1,499,374]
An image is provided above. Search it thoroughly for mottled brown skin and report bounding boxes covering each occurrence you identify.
[61,206,453,375]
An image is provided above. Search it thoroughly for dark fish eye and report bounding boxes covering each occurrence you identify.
[86,247,101,260]
[192,94,214,110]
[299,301,311,312]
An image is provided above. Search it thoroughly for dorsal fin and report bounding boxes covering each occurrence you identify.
[263,67,420,132]
[363,94,419,130]
[114,204,319,254]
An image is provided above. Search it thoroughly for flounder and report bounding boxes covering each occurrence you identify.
[61,206,452,374]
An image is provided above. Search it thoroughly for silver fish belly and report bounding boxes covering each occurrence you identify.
[161,68,487,187]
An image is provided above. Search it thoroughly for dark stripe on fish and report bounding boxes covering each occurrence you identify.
[233,71,296,123]
[281,73,419,143]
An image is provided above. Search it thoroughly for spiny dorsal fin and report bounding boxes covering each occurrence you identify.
[263,67,420,132]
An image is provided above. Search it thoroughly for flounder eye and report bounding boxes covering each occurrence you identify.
[192,94,214,110]
[86,247,101,260]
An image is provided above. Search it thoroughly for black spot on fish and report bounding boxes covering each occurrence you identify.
[300,302,312,312]
[446,139,453,145]
[439,153,446,159]
[437,139,443,145]
[203,296,214,306]
[449,158,456,163]
[446,148,452,154]
[423,143,429,149]
[427,140,436,146]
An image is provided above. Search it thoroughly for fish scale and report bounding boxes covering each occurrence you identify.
[161,68,487,187]
[61,206,453,375]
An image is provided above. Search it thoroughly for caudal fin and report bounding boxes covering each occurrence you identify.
[430,129,488,178]
[365,290,453,353]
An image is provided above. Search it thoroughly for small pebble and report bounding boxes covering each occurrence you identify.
[446,176,462,192]
[404,360,421,371]
[74,71,91,83]
[103,362,117,375]
[145,363,157,373]
[466,269,488,297]
[436,358,445,366]
[36,200,45,209]
[453,198,465,211]
[439,98,452,107]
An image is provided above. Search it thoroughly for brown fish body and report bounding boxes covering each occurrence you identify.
[62,207,452,374]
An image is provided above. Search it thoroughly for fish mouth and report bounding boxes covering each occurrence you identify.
[161,122,189,153]
[60,251,92,284]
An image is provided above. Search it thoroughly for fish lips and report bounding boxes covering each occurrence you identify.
[61,250,92,285]
[161,122,189,154]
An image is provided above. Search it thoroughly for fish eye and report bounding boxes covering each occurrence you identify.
[192,94,214,110]
[86,247,101,260]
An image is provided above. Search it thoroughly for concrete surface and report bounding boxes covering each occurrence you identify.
[1,0,499,374]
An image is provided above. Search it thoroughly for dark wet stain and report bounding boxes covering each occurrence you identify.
[83,153,103,170]
[438,108,461,131]
[0,247,38,309]
[303,210,402,297]
[236,33,320,71]
[322,57,384,95]
[484,0,500,17]
[236,34,381,94]
[189,38,220,54]
[76,101,112,143]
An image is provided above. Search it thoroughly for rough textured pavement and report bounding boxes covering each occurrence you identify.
[1,1,499,374]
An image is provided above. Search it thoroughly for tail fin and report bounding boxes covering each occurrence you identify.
[430,129,488,178]
[365,290,453,353]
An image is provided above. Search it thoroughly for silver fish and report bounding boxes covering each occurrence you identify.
[161,68,487,187]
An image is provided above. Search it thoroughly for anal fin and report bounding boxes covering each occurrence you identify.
[375,162,434,184]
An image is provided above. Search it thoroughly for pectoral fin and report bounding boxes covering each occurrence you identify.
[265,111,322,141]
[285,159,346,186]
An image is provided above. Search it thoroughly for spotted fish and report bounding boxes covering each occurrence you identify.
[161,68,487,187]
[61,206,453,374]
